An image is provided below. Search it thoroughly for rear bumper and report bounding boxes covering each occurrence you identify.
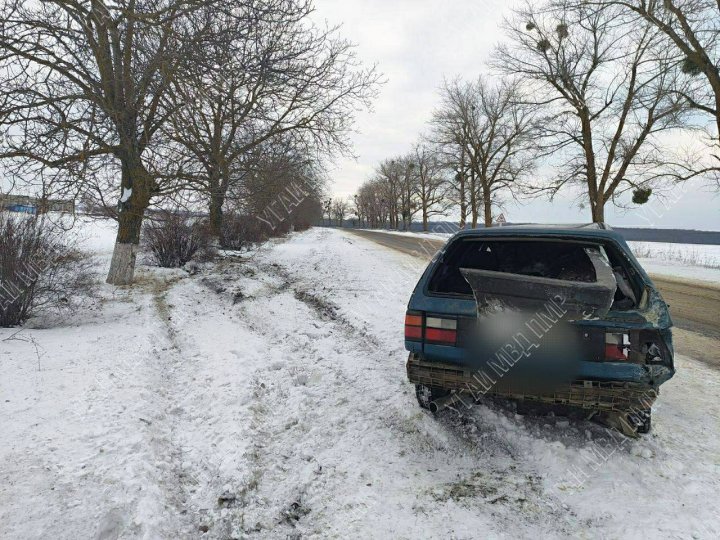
[407,353,665,413]
[408,341,675,386]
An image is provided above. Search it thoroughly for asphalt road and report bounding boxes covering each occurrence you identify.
[349,229,720,368]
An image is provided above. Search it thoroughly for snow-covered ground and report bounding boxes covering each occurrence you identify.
[2,225,719,539]
[627,241,720,284]
[627,240,720,268]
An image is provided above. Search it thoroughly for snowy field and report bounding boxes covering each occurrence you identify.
[627,240,720,268]
[627,241,720,283]
[2,224,719,539]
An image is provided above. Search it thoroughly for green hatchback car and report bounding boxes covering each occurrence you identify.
[404,224,674,436]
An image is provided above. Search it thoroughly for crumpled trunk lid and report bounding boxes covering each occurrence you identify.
[460,246,617,321]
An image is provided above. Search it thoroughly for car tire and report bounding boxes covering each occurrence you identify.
[415,384,450,409]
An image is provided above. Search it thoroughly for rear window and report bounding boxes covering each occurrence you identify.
[429,239,601,296]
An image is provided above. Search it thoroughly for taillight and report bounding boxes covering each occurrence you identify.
[405,312,458,345]
[405,313,423,341]
[425,316,457,346]
[605,333,629,361]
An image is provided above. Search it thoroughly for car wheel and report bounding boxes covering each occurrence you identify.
[415,384,450,409]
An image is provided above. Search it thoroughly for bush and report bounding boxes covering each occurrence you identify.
[0,213,95,327]
[144,211,206,267]
[220,213,272,250]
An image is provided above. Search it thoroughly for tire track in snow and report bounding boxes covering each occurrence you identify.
[128,273,207,538]
[212,256,586,538]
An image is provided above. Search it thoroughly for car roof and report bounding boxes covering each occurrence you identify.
[497,222,610,230]
[450,222,627,242]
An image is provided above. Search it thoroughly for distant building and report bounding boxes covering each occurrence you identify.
[6,203,38,215]
[0,194,75,214]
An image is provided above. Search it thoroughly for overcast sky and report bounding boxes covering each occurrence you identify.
[312,0,720,231]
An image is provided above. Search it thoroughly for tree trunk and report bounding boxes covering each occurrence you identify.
[208,190,224,243]
[458,149,467,229]
[483,186,492,227]
[696,49,720,141]
[470,170,478,228]
[107,208,145,285]
[713,76,720,141]
[107,241,140,286]
[422,204,429,231]
[106,159,151,286]
[579,109,602,225]
[591,198,605,223]
[470,191,478,228]
[459,175,467,229]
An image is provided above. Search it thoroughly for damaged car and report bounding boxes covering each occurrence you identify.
[404,224,675,436]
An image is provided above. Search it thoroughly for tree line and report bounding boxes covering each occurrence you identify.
[351,0,720,231]
[0,0,379,285]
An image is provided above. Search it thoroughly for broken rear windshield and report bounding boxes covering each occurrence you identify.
[429,239,602,296]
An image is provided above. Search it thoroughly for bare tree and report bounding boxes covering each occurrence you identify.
[495,1,697,222]
[323,198,332,226]
[397,157,418,231]
[0,0,217,285]
[331,198,348,227]
[431,76,539,227]
[375,159,402,229]
[351,194,363,227]
[374,157,420,230]
[355,178,389,229]
[443,147,470,229]
[600,0,720,141]
[225,136,326,236]
[429,91,471,228]
[413,143,451,231]
[167,0,380,240]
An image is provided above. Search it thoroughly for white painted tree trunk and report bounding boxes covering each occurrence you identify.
[106,242,139,285]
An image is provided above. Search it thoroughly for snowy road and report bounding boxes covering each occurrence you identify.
[1,227,719,539]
